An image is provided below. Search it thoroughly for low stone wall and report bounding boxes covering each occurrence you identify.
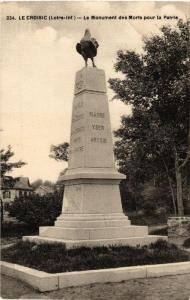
[1,261,190,292]
[167,216,190,246]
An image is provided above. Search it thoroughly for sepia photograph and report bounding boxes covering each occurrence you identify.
[0,1,190,299]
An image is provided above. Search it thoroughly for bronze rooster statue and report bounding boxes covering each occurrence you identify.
[76,29,99,67]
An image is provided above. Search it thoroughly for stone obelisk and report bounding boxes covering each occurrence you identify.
[24,67,166,248]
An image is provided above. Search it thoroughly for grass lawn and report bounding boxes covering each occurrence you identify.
[1,240,189,274]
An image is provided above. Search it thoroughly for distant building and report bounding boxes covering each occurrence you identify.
[0,176,33,203]
[35,185,54,196]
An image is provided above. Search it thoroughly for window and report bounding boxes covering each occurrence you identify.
[3,191,11,199]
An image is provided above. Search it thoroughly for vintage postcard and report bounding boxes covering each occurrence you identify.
[1,1,190,299]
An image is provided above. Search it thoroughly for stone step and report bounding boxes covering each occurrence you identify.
[23,235,167,249]
[39,225,148,240]
[55,219,131,228]
[57,213,129,221]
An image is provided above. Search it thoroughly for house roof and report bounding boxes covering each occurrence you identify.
[1,176,33,191]
[35,185,54,194]
[14,177,33,191]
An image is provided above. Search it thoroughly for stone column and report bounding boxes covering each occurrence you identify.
[24,67,167,248]
[55,67,127,225]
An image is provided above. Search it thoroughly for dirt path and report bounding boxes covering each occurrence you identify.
[1,274,190,300]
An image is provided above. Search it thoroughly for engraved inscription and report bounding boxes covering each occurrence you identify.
[89,112,105,118]
[73,137,81,143]
[92,124,104,130]
[72,113,84,122]
[71,126,84,135]
[91,137,107,143]
[74,101,83,109]
[70,146,84,154]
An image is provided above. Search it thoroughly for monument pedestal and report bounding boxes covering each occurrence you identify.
[23,67,167,248]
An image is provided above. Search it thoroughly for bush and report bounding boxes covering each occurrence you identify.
[1,223,38,238]
[141,183,172,216]
[183,238,190,248]
[155,207,167,216]
[6,192,62,228]
[1,239,189,273]
[129,212,168,226]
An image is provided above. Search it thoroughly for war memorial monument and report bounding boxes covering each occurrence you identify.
[23,30,165,248]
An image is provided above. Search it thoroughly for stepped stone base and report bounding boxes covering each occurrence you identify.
[23,213,167,248]
[39,225,148,240]
[23,234,167,249]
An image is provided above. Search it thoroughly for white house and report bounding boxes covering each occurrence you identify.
[0,176,33,204]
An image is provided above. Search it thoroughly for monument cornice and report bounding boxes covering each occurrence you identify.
[74,89,106,96]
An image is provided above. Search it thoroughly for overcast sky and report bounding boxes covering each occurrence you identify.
[0,1,188,183]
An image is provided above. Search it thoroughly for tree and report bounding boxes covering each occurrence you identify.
[114,110,177,215]
[31,179,55,189]
[31,179,43,189]
[49,143,69,162]
[49,143,69,202]
[0,146,26,177]
[0,146,26,222]
[43,180,55,188]
[109,20,190,216]
[6,192,62,227]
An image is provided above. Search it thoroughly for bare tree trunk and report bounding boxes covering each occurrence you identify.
[162,159,177,215]
[185,28,190,211]
[153,174,156,187]
[186,161,190,212]
[168,175,177,216]
[174,148,184,216]
[1,199,3,224]
[175,101,190,216]
[176,169,184,216]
